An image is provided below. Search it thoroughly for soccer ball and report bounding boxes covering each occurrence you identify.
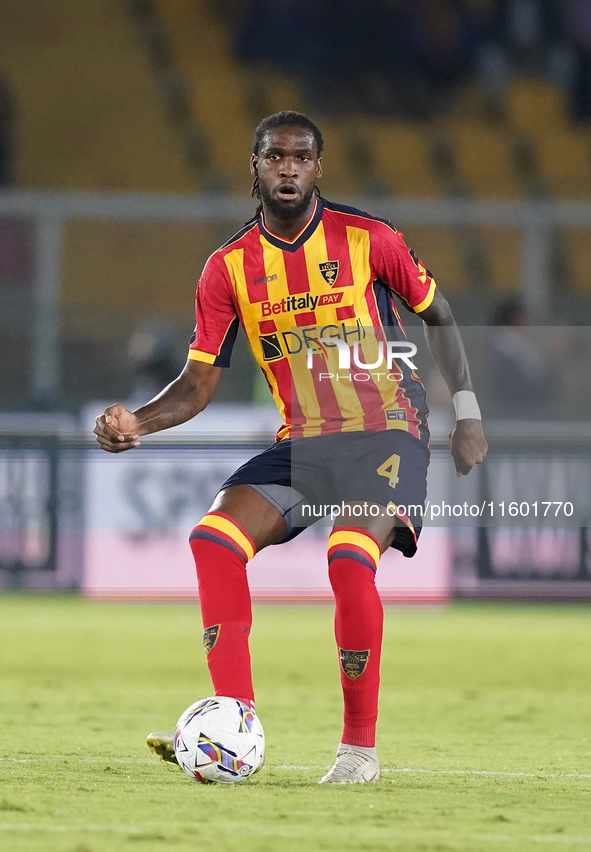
[174,697,265,784]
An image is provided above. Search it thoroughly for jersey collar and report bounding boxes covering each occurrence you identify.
[258,197,324,252]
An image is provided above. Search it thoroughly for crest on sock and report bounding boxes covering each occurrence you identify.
[203,624,221,655]
[339,649,370,680]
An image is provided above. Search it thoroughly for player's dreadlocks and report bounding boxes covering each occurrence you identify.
[245,111,324,226]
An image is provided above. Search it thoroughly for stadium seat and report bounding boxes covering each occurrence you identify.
[561,228,591,291]
[0,0,195,190]
[157,0,366,198]
[62,220,223,332]
[156,0,255,193]
[401,226,469,290]
[316,120,366,199]
[479,226,523,291]
[534,130,591,200]
[190,65,255,194]
[506,77,565,138]
[446,119,526,199]
[263,70,308,117]
[505,77,591,200]
[363,121,445,198]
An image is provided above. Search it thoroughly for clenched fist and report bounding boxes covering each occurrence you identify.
[93,403,141,453]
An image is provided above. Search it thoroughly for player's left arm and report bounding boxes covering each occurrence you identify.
[371,224,487,475]
[417,288,488,476]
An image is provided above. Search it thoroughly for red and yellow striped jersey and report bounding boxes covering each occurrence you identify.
[188,199,435,441]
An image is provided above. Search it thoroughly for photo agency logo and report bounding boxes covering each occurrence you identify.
[306,338,418,382]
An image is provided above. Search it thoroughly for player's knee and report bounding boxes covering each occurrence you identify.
[189,512,256,563]
[327,528,381,577]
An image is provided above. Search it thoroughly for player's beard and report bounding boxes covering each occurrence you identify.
[260,184,316,222]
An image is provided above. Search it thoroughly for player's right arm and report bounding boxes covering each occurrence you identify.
[93,359,222,453]
[95,251,237,453]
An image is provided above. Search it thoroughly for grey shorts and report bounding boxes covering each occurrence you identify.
[248,483,305,537]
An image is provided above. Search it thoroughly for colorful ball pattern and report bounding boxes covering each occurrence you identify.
[174,697,265,784]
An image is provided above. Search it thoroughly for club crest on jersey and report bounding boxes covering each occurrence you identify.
[319,260,339,286]
[203,625,221,655]
[339,649,370,680]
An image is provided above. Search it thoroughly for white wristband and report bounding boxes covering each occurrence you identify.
[452,390,481,421]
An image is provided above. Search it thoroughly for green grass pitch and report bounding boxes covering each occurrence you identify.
[1,596,591,852]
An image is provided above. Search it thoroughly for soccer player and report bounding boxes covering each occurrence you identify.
[94,111,487,784]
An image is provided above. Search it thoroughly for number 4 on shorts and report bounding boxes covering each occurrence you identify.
[376,453,401,489]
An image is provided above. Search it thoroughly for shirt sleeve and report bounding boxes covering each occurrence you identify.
[188,253,239,368]
[370,224,437,313]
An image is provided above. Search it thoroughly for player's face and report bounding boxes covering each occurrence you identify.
[250,127,323,222]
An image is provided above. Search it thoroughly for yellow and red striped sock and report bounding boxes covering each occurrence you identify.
[190,512,256,706]
[328,528,383,748]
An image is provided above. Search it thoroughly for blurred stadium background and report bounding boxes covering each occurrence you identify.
[1,0,591,600]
